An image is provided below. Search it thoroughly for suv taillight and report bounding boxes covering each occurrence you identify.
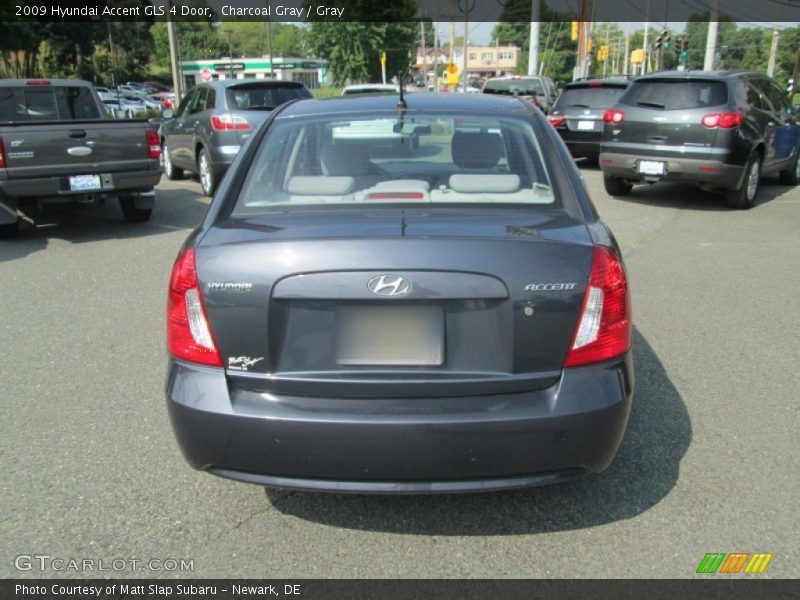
[0,136,5,168]
[548,115,566,127]
[564,246,631,368]
[701,112,744,128]
[167,248,222,367]
[146,130,161,159]
[603,109,625,124]
[210,114,251,131]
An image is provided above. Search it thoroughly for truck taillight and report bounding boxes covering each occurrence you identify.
[167,248,222,367]
[210,114,250,131]
[146,130,161,159]
[0,137,5,168]
[564,246,631,368]
[701,112,744,128]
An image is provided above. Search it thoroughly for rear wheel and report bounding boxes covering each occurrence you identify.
[198,148,217,197]
[778,150,800,186]
[0,219,19,239]
[603,176,632,197]
[726,155,760,210]
[120,196,152,223]
[162,141,183,180]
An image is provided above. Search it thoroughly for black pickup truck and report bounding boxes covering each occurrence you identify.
[0,79,162,238]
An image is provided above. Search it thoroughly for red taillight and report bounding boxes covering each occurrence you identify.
[25,79,50,86]
[701,112,744,129]
[0,136,5,169]
[548,115,566,127]
[531,98,540,107]
[367,192,425,201]
[146,130,161,159]
[210,114,250,131]
[603,109,625,124]
[564,246,631,368]
[167,248,223,367]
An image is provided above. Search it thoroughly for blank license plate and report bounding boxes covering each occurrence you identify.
[577,120,594,131]
[69,175,102,191]
[336,306,444,366]
[637,160,665,176]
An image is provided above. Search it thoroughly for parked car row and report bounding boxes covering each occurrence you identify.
[546,70,800,209]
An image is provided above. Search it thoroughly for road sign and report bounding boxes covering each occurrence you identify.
[446,72,459,85]
[630,48,644,65]
[447,63,458,75]
[200,68,212,82]
[380,52,387,66]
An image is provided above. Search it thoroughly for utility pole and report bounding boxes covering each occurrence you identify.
[704,0,719,71]
[266,19,274,78]
[602,22,610,77]
[225,30,234,80]
[623,28,629,76]
[767,23,779,77]
[528,0,540,76]
[434,26,439,91]
[166,0,183,99]
[420,21,426,84]
[462,9,468,91]
[642,0,650,75]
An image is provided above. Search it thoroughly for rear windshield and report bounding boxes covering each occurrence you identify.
[619,79,728,110]
[225,83,311,110]
[483,79,544,96]
[0,85,101,122]
[554,85,627,109]
[234,112,558,212]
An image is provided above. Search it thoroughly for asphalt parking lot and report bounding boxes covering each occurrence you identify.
[1,166,797,578]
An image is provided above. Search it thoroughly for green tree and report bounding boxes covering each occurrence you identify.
[305,0,418,85]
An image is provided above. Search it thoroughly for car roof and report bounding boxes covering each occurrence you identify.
[276,93,535,118]
[0,78,94,87]
[197,79,306,89]
[563,78,631,88]
[344,84,397,92]
[634,70,764,81]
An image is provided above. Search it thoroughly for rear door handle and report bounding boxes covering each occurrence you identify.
[68,130,87,138]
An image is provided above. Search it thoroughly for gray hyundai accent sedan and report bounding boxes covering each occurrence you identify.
[166,93,634,494]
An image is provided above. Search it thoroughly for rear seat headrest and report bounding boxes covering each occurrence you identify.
[452,131,504,169]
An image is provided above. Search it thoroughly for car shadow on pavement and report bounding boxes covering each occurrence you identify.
[265,327,692,536]
[0,185,209,263]
[601,179,792,211]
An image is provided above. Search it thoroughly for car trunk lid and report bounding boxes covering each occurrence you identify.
[196,209,594,398]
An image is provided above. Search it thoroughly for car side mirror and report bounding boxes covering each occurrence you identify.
[162,109,174,119]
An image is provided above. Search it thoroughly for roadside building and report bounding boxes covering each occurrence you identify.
[415,46,520,79]
[180,57,329,91]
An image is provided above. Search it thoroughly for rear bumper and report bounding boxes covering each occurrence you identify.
[599,151,745,189]
[558,131,602,158]
[166,354,634,494]
[0,169,161,199]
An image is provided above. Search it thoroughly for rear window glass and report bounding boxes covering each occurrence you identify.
[226,84,311,110]
[0,85,100,121]
[554,85,627,109]
[483,78,544,96]
[234,113,558,212]
[620,79,727,110]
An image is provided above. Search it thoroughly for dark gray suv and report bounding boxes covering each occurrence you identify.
[600,71,800,209]
[159,80,311,196]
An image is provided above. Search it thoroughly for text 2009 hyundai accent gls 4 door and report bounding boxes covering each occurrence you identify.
[165,93,634,494]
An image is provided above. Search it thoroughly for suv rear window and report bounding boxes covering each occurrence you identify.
[620,79,728,110]
[225,83,311,110]
[483,78,544,96]
[554,85,627,109]
[0,85,101,122]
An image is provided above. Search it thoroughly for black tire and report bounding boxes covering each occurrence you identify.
[726,154,761,210]
[119,196,152,223]
[604,176,633,197]
[197,147,217,197]
[0,219,19,239]
[778,150,800,186]
[162,141,183,180]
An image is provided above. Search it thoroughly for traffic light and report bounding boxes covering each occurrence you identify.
[588,39,595,52]
[598,45,609,61]
[674,36,689,55]
[655,30,670,50]
[571,21,579,41]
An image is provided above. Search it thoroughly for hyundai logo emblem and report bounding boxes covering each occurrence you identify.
[367,275,410,297]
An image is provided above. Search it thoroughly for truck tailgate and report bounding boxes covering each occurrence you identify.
[1,120,153,179]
